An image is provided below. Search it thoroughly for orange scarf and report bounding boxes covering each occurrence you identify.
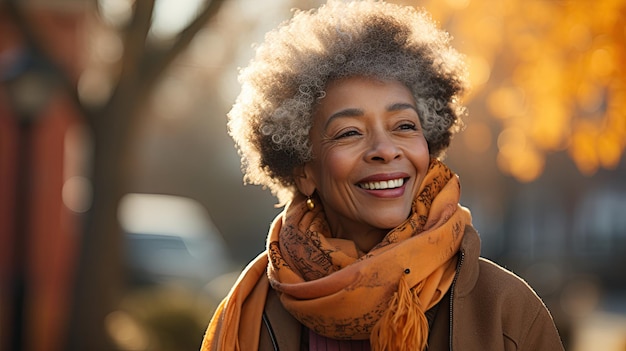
[201,159,471,351]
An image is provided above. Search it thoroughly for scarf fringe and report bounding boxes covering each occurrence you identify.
[370,275,429,351]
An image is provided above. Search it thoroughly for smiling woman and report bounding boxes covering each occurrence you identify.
[200,1,565,350]
[295,77,430,252]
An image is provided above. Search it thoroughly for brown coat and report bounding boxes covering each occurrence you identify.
[259,226,565,350]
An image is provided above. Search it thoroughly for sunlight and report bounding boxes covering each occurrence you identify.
[597,131,622,169]
[467,54,491,87]
[98,0,133,27]
[151,0,205,40]
[486,86,527,119]
[463,121,492,154]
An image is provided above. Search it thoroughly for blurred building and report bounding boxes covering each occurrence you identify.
[0,3,87,351]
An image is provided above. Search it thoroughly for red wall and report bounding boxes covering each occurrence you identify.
[0,6,86,351]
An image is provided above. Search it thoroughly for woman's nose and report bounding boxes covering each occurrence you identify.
[365,131,401,163]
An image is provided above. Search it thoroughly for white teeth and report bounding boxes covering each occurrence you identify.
[359,178,404,190]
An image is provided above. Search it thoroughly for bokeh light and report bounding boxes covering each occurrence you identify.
[422,0,626,182]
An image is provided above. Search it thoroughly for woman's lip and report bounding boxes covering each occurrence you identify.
[357,180,408,198]
[356,172,410,183]
[355,172,411,197]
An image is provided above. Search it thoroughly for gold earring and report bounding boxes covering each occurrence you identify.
[306,196,315,211]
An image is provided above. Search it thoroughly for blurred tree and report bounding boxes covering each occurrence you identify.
[68,2,228,350]
[3,0,225,350]
[409,0,626,182]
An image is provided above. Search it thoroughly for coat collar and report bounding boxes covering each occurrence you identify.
[454,225,482,298]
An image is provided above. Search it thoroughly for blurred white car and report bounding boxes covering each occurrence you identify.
[117,193,234,290]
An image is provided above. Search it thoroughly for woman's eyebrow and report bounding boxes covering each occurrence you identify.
[387,102,418,114]
[324,108,363,129]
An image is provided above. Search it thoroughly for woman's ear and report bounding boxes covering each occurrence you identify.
[293,163,316,196]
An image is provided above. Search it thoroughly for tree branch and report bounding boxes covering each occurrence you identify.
[118,0,155,82]
[140,0,227,86]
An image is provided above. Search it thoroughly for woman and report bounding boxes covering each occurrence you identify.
[201,1,564,350]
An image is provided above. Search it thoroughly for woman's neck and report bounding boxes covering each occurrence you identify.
[328,220,389,254]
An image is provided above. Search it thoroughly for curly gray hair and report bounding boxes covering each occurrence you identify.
[228,0,468,203]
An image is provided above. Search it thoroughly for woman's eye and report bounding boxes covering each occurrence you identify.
[398,122,417,131]
[336,130,360,139]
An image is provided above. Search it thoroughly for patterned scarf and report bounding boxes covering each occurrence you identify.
[201,159,471,351]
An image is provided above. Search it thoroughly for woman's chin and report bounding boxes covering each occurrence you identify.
[363,213,411,231]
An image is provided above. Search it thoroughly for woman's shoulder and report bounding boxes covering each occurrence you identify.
[473,256,555,330]
[475,257,544,303]
[448,257,564,350]
[459,226,545,304]
[458,257,565,350]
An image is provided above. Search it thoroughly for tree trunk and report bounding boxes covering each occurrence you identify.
[66,100,135,350]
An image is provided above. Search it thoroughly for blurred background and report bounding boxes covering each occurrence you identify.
[0,0,624,350]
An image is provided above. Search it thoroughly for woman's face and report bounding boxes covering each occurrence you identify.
[299,76,430,237]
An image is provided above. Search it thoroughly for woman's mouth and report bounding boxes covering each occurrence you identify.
[357,178,405,190]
